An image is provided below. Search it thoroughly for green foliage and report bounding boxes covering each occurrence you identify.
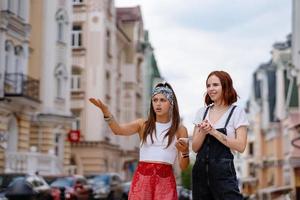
[181,164,192,190]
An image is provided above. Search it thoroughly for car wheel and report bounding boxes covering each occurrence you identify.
[46,194,54,200]
[107,192,114,200]
[121,193,128,200]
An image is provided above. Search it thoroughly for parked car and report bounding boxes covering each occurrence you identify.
[121,181,131,200]
[50,175,92,200]
[0,173,25,200]
[177,186,191,200]
[87,173,126,200]
[0,173,55,200]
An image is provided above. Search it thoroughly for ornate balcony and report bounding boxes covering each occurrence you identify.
[5,151,63,175]
[4,73,40,102]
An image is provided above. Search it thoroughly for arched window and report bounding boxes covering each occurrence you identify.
[54,64,68,99]
[14,46,24,93]
[6,114,19,152]
[14,45,23,74]
[56,9,69,42]
[5,41,14,74]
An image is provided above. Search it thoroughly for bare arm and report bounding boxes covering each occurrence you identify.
[210,126,247,153]
[175,126,190,170]
[89,98,144,136]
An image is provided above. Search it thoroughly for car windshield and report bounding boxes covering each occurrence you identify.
[0,175,26,189]
[51,178,74,187]
[92,175,109,185]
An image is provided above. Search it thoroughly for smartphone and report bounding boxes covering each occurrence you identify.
[178,137,189,143]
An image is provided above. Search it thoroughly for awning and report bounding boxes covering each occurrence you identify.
[258,185,292,195]
[283,112,300,129]
[240,177,258,184]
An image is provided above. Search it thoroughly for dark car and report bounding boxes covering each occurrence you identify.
[0,173,54,200]
[87,173,126,200]
[50,175,92,200]
[177,186,191,200]
[0,173,25,200]
[121,181,131,200]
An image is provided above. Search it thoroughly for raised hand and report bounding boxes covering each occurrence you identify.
[89,98,109,116]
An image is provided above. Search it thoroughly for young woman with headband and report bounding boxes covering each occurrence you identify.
[89,82,189,200]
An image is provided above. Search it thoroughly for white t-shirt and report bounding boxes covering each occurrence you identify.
[193,105,249,138]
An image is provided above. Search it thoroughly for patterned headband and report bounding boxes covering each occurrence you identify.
[151,86,174,105]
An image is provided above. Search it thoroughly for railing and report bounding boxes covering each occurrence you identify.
[5,152,64,175]
[4,73,39,101]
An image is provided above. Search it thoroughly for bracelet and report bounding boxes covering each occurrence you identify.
[104,115,114,123]
[181,152,189,157]
[182,155,189,158]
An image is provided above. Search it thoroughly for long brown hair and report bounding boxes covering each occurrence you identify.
[142,82,180,148]
[204,70,238,106]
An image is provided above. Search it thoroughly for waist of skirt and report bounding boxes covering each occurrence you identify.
[136,161,174,177]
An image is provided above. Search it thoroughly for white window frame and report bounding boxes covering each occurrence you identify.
[56,9,68,43]
[54,133,64,161]
[71,75,82,91]
[72,25,82,48]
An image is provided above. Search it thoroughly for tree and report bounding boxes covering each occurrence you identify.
[181,164,192,189]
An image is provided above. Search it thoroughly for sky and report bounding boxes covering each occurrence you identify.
[115,0,292,132]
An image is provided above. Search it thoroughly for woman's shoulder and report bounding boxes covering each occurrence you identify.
[232,105,247,114]
[193,106,209,122]
[176,124,188,138]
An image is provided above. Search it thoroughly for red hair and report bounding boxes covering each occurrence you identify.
[205,71,238,106]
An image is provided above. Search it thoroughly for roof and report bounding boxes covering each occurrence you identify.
[116,6,142,22]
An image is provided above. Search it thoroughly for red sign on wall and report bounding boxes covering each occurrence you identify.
[68,130,80,143]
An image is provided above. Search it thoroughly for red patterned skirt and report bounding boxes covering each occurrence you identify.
[129,161,178,200]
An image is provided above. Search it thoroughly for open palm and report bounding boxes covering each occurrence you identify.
[89,98,108,113]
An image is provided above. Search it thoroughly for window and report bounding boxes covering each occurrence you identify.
[71,110,81,131]
[14,46,23,93]
[58,22,64,42]
[5,41,13,74]
[249,142,254,156]
[14,46,23,73]
[71,75,81,91]
[73,0,83,5]
[54,133,64,160]
[17,0,23,18]
[72,25,82,48]
[71,67,82,91]
[56,9,68,42]
[105,71,111,104]
[8,0,13,12]
[106,30,111,57]
[54,64,68,99]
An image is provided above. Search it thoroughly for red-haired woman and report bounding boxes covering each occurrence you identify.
[89,82,189,200]
[192,71,249,200]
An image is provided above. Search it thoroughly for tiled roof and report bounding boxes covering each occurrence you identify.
[116,6,142,22]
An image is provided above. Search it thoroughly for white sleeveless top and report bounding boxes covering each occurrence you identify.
[139,121,177,165]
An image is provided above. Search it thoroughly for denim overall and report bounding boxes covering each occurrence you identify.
[192,106,243,200]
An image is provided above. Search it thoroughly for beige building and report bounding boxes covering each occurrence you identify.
[70,0,146,179]
[0,0,74,175]
[246,36,300,199]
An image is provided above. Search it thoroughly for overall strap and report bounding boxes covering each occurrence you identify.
[202,106,210,120]
[224,105,237,128]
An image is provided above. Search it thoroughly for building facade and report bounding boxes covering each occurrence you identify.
[0,0,73,175]
[70,1,148,179]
